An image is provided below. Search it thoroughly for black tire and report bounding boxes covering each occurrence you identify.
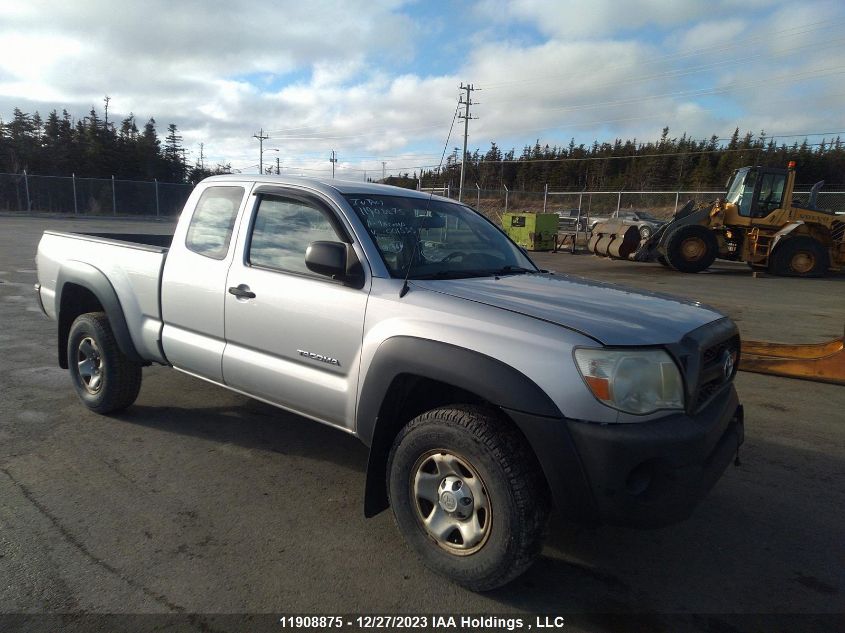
[387,405,549,591]
[67,312,142,414]
[657,255,670,268]
[663,224,718,273]
[769,236,829,277]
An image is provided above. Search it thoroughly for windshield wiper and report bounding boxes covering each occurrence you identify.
[410,270,486,280]
[485,265,538,276]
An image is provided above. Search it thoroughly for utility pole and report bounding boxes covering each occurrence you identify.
[457,83,478,202]
[330,150,338,178]
[198,143,205,171]
[382,161,386,181]
[253,128,269,174]
[276,157,280,175]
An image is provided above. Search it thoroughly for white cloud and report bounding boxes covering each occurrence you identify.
[1,0,843,178]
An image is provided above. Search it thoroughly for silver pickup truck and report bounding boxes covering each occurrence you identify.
[35,176,744,591]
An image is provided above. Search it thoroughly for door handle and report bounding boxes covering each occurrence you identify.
[228,284,256,299]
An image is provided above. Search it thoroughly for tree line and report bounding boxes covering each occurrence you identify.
[0,102,230,184]
[3,101,843,192]
[415,127,845,192]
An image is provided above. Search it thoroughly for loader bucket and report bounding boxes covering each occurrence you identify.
[739,327,845,385]
[588,220,641,259]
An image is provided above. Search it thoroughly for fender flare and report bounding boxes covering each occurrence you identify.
[769,221,805,254]
[56,261,143,368]
[357,336,565,517]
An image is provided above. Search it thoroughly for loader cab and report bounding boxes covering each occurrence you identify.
[724,166,790,224]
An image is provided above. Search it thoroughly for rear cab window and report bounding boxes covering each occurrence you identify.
[185,186,245,259]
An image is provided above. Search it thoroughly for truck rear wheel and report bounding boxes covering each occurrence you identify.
[387,405,549,591]
[68,312,142,414]
[769,236,829,277]
[664,224,718,273]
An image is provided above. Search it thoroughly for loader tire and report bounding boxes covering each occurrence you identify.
[664,224,718,273]
[769,236,829,277]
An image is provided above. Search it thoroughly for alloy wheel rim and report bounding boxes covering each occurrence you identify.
[410,449,491,555]
[77,336,104,394]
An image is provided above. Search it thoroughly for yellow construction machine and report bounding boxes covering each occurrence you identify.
[590,162,845,277]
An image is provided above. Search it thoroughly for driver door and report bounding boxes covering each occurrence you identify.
[222,191,370,430]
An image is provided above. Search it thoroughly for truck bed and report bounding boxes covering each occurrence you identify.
[36,230,173,364]
[52,231,174,251]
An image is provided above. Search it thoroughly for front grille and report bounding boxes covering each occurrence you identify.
[693,334,740,411]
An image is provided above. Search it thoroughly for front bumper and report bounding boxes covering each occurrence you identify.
[508,385,743,528]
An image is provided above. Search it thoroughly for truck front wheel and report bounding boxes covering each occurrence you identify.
[67,312,142,414]
[387,405,549,591]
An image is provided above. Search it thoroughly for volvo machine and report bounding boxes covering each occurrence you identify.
[589,162,845,277]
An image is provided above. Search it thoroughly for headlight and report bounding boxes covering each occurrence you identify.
[574,348,684,415]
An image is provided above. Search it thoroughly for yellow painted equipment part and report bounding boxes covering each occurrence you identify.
[739,328,845,385]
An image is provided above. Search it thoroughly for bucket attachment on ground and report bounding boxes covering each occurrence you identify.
[588,221,641,259]
[739,327,845,385]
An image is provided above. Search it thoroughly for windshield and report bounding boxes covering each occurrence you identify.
[345,194,537,279]
[725,168,757,215]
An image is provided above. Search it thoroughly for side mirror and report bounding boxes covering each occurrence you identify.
[305,241,364,287]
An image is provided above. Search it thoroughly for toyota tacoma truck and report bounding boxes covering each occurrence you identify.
[35,176,744,591]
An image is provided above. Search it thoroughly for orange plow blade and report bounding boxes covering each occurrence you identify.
[739,328,845,385]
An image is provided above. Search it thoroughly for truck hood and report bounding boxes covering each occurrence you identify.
[412,273,723,346]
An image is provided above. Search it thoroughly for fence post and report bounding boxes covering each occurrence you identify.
[616,191,621,216]
[23,170,31,211]
[111,175,117,216]
[504,184,509,214]
[674,191,680,213]
[72,173,78,215]
[476,183,480,210]
[155,179,160,217]
[543,183,548,212]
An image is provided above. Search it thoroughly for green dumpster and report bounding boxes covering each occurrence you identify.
[501,212,558,251]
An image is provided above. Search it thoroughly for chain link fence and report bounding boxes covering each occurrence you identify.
[0,172,193,217]
[3,171,844,222]
[458,186,845,224]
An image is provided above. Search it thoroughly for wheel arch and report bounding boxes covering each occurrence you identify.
[56,262,143,369]
[358,336,564,517]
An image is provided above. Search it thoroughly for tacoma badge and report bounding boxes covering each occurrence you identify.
[297,349,340,366]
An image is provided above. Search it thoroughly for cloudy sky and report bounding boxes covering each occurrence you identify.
[1,0,844,179]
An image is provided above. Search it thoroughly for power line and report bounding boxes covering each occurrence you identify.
[482,18,845,90]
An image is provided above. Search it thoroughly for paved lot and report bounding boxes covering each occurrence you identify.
[1,216,843,631]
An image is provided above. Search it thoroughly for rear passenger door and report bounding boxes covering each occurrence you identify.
[161,184,247,381]
[222,190,370,430]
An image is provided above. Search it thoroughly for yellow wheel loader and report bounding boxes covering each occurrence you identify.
[590,162,845,277]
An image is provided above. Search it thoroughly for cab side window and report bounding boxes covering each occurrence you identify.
[753,173,786,217]
[248,196,341,275]
[185,186,245,259]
